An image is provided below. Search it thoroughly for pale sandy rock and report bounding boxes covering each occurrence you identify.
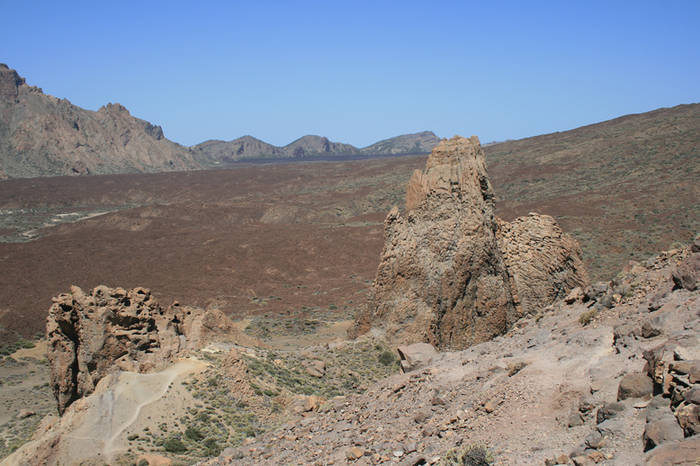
[46,285,235,414]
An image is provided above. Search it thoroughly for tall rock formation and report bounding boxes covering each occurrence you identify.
[0,64,199,178]
[354,136,518,349]
[353,136,588,349]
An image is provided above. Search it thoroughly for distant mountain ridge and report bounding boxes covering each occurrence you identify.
[0,63,440,178]
[191,131,439,165]
[0,64,198,179]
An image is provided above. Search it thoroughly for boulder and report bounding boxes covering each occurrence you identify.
[672,253,700,291]
[646,435,700,465]
[676,403,699,436]
[685,387,700,405]
[564,286,584,305]
[304,360,326,378]
[596,402,625,424]
[644,416,684,451]
[137,454,173,466]
[396,342,438,373]
[617,373,654,400]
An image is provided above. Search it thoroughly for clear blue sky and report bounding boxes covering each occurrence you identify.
[3,1,699,147]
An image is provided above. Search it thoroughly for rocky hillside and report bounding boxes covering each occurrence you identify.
[360,131,440,155]
[192,131,439,165]
[0,64,199,179]
[191,135,283,164]
[6,237,696,465]
[485,103,700,280]
[204,239,699,465]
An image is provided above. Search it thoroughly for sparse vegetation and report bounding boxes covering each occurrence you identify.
[439,444,493,465]
[163,436,187,453]
[579,308,598,326]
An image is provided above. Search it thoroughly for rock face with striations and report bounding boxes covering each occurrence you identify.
[497,214,588,317]
[46,285,234,414]
[352,136,588,349]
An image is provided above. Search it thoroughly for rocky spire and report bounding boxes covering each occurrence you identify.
[352,135,588,349]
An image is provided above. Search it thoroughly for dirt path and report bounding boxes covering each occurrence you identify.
[2,358,208,466]
[101,359,207,460]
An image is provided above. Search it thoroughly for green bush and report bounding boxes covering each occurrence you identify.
[578,308,598,326]
[378,350,396,366]
[204,437,221,456]
[185,426,204,441]
[163,437,187,453]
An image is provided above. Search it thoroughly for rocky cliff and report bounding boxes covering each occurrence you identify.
[353,136,588,349]
[0,64,199,178]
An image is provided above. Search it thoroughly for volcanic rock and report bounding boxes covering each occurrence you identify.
[643,415,684,450]
[46,285,231,414]
[497,213,588,316]
[396,342,438,373]
[352,136,516,349]
[645,435,700,466]
[672,251,700,291]
[352,136,588,349]
[617,373,654,400]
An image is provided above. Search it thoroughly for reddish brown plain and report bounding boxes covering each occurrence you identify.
[1,103,698,341]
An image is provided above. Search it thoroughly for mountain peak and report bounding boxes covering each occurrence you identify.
[360,131,440,155]
[0,64,26,100]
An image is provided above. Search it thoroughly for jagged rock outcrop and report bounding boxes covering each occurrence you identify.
[0,64,25,100]
[46,285,233,414]
[353,136,518,349]
[497,214,589,316]
[352,136,588,349]
[0,64,199,179]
